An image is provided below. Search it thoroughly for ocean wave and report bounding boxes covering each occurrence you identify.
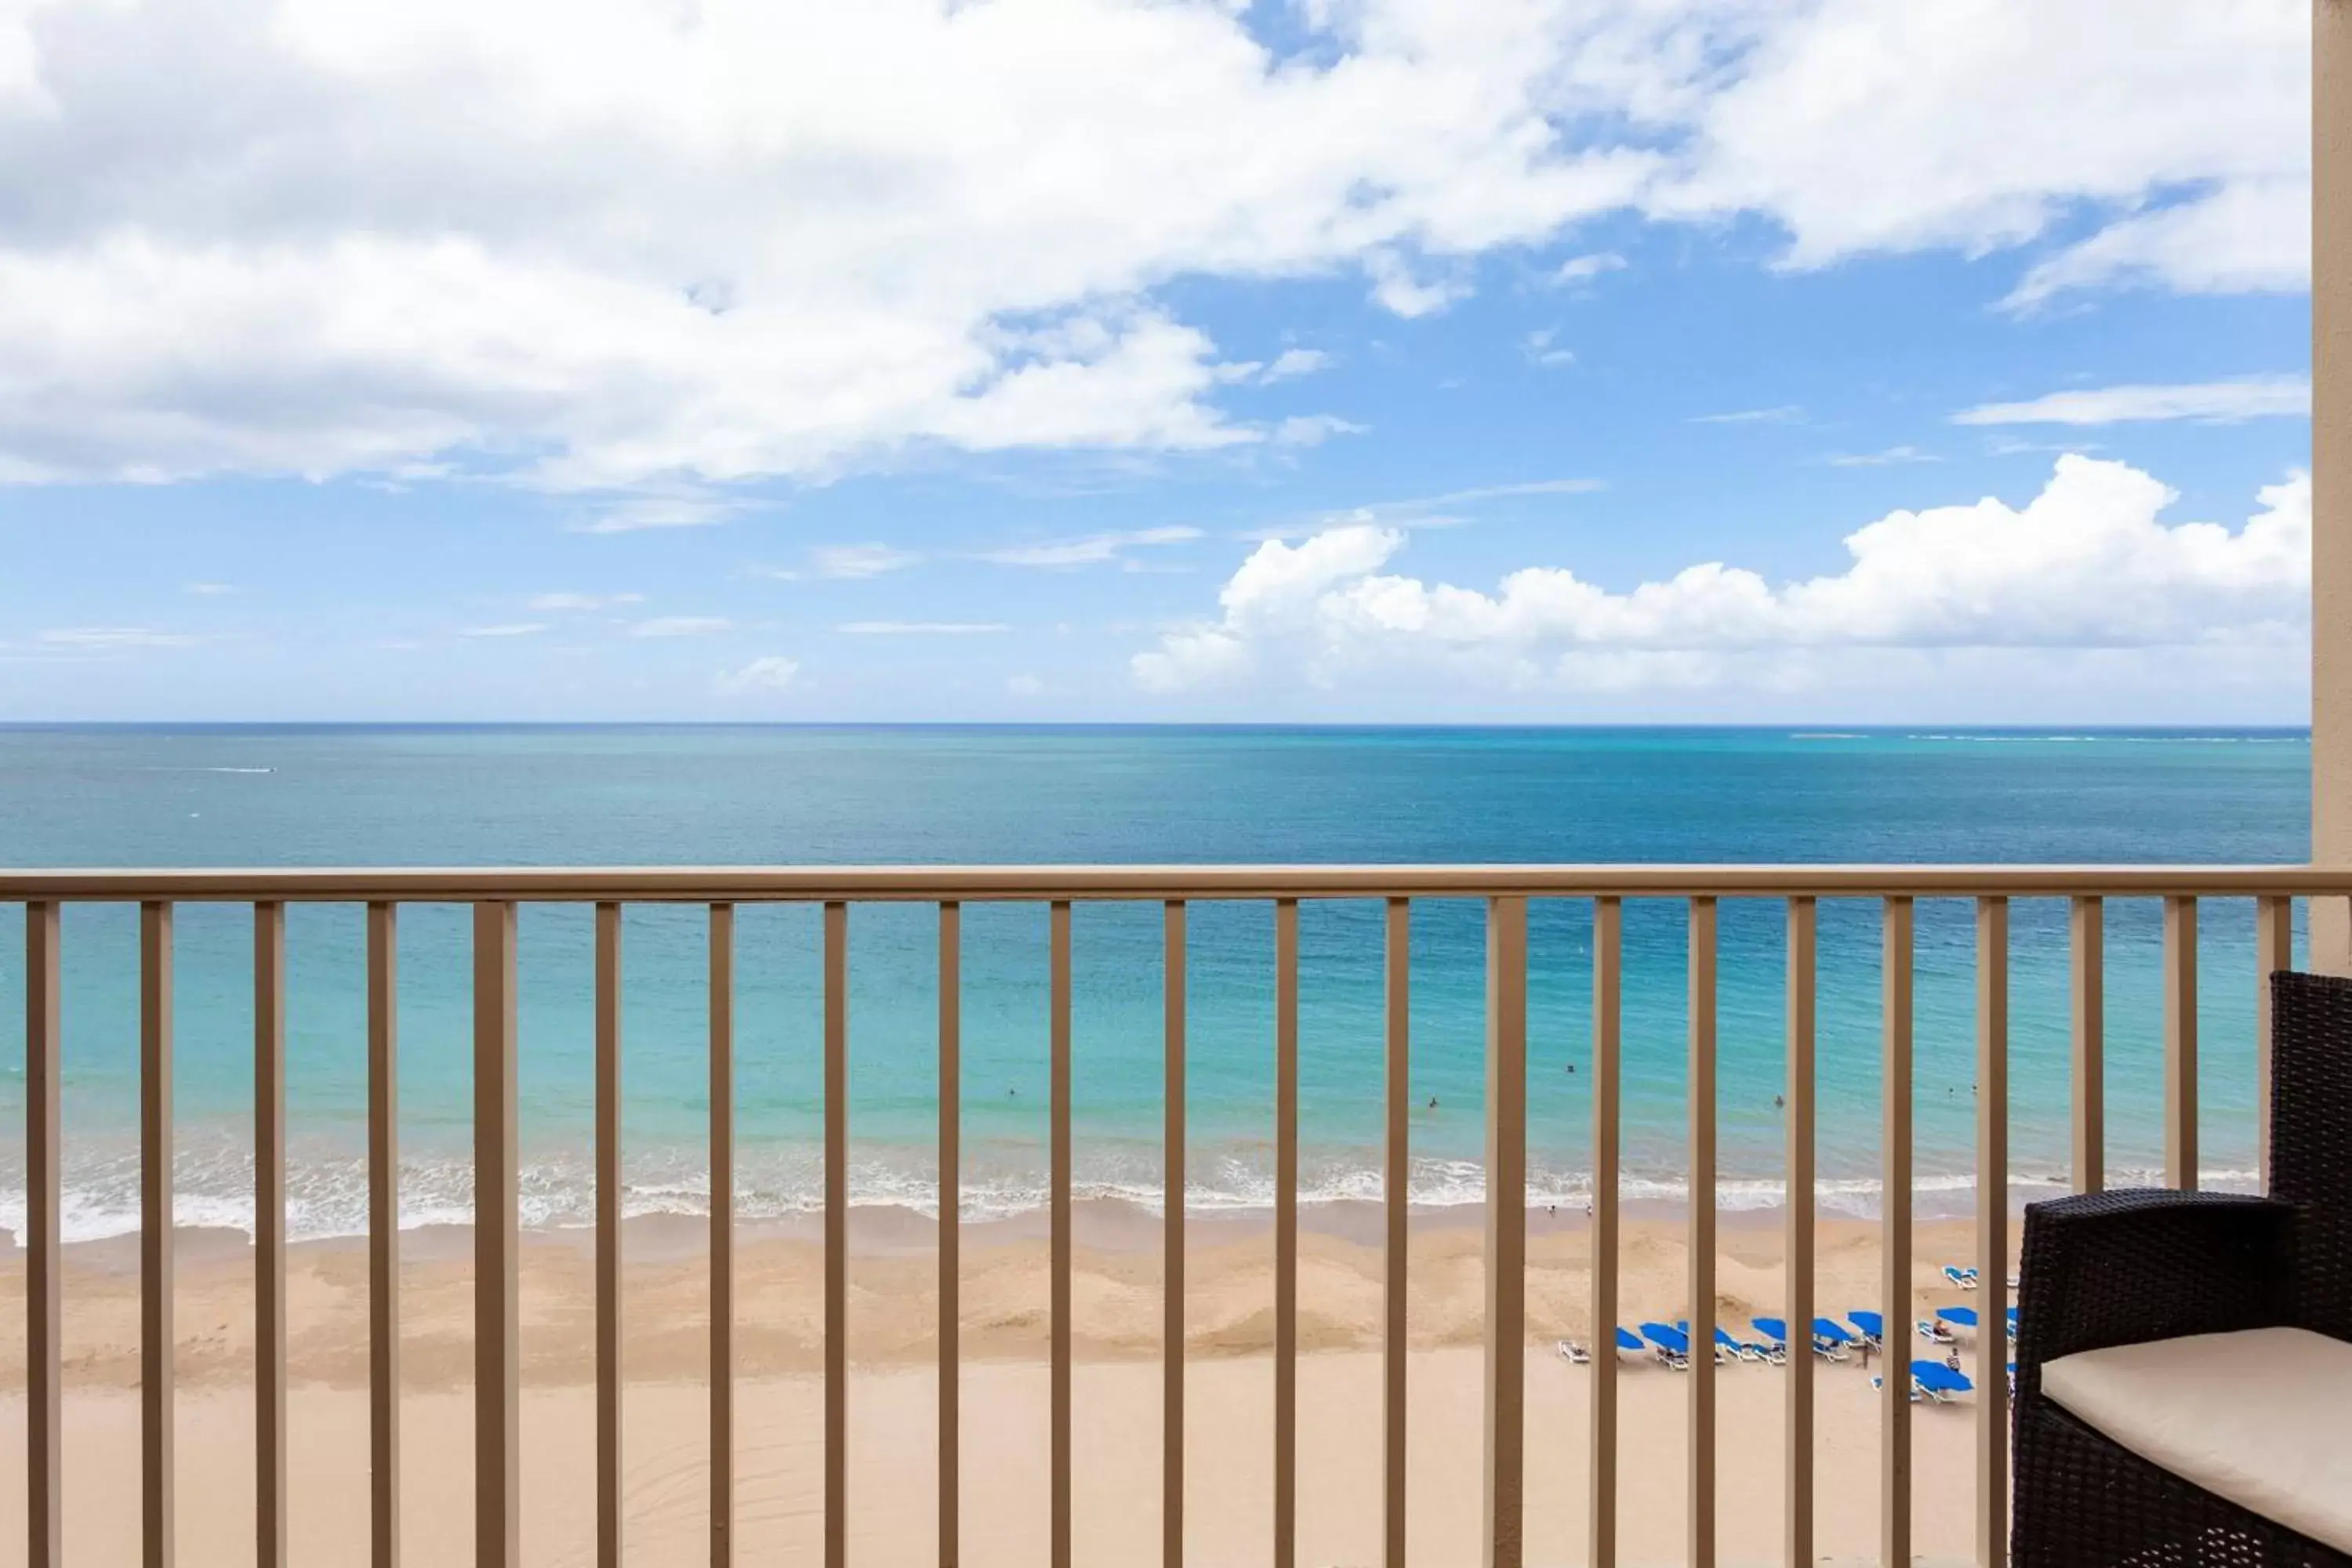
[0,1139,2260,1247]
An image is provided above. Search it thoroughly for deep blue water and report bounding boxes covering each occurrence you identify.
[0,724,2312,1240]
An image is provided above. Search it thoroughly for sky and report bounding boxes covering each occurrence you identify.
[0,0,2316,724]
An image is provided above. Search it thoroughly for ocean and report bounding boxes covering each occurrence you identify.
[0,724,2312,1244]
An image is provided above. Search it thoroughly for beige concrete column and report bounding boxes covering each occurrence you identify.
[2315,1,2352,971]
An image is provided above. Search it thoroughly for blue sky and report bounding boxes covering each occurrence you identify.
[0,1,2314,722]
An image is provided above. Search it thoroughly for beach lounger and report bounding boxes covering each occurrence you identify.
[1639,1321,1692,1370]
[1944,1264,1981,1289]
[1749,1317,1793,1364]
[1556,1339,1591,1364]
[1917,1317,1957,1345]
[1848,1308,1886,1351]
[1911,1360,1974,1403]
[1674,1320,1750,1365]
[1811,1317,1857,1362]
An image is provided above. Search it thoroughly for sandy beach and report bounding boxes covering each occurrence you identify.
[0,1205,2014,1566]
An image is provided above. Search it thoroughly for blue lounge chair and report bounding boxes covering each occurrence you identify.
[1810,1317,1857,1361]
[1749,1317,1794,1363]
[1847,1308,1886,1349]
[1638,1322,1691,1370]
[1911,1360,1974,1403]
[1916,1316,1956,1345]
[2005,1305,2019,1340]
[1942,1264,1980,1289]
[1672,1320,1750,1365]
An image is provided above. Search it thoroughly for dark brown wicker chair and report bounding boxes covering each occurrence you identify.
[2012,970,2352,1568]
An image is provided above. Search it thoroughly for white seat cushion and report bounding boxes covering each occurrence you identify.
[2041,1327,2352,1555]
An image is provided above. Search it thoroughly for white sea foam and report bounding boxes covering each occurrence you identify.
[0,1136,2260,1247]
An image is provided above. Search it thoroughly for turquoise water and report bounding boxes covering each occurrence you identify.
[0,724,2312,1241]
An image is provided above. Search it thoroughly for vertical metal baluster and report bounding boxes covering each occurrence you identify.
[27,902,60,1568]
[1274,898,1299,1568]
[940,903,961,1568]
[708,905,735,1568]
[143,901,175,1568]
[824,903,848,1568]
[1784,898,1816,1568]
[1688,898,1716,1568]
[1163,901,1186,1568]
[596,904,623,1568]
[256,903,287,1568]
[1486,896,1528,1568]
[1385,898,1410,1568]
[1976,898,2009,1568]
[1589,898,1621,1568]
[368,903,399,1568]
[2069,898,2103,1194]
[1881,897,1914,1568]
[2164,897,2198,1189]
[1049,902,1073,1568]
[2256,895,2292,1186]
[475,902,519,1568]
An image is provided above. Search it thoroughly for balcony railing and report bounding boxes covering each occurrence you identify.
[7,864,2339,1567]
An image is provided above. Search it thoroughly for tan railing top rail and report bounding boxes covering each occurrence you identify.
[0,862,2347,901]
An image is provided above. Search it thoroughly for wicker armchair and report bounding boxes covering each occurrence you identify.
[2012,971,2352,1567]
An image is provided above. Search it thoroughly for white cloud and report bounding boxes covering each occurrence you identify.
[1523,328,1576,368]
[979,525,1203,568]
[1363,251,1475,318]
[529,591,644,612]
[38,626,200,649]
[839,621,1008,636]
[459,622,549,638]
[1259,348,1335,383]
[1132,456,2309,695]
[628,615,731,638]
[718,655,799,693]
[808,543,921,580]
[0,0,2304,494]
[1827,445,1940,468]
[568,493,746,534]
[1656,0,2308,303]
[1691,406,1803,426]
[1553,252,1628,285]
[1271,414,1368,447]
[2005,177,2310,309]
[0,0,1665,490]
[1245,477,1595,539]
[1953,376,2312,426]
